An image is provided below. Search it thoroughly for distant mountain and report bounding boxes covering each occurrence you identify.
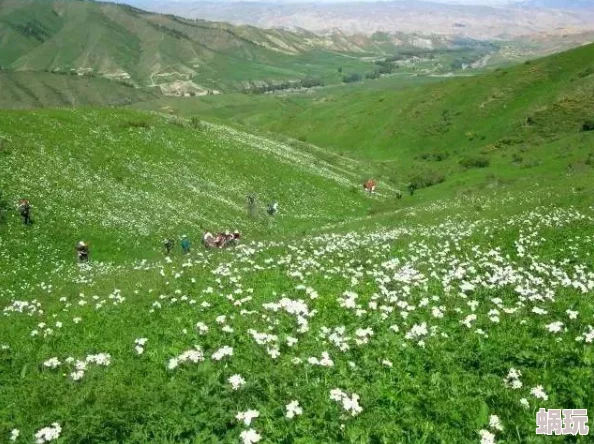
[513,0,594,9]
[0,0,405,94]
[0,0,499,96]
[130,0,594,39]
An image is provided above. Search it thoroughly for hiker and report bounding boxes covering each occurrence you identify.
[76,241,89,263]
[203,231,216,248]
[17,199,32,225]
[396,190,402,200]
[267,201,278,216]
[247,194,257,217]
[181,235,190,254]
[230,230,241,247]
[163,238,173,255]
[216,231,232,248]
[408,183,417,196]
[363,179,376,194]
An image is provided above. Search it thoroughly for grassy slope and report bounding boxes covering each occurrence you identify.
[1,34,594,444]
[135,43,594,196]
[0,71,161,108]
[0,107,396,285]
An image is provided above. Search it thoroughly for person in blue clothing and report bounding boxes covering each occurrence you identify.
[181,235,190,254]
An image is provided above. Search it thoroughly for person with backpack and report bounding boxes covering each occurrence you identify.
[76,241,89,263]
[181,235,190,254]
[17,199,32,225]
[267,201,278,216]
[163,238,174,255]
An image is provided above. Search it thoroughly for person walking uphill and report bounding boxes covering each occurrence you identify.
[181,235,190,254]
[18,199,32,225]
[163,238,173,255]
[76,241,89,263]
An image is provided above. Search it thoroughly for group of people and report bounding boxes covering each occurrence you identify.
[362,180,417,198]
[202,230,241,249]
[162,230,242,255]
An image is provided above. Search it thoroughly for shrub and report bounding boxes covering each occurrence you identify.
[191,117,206,130]
[126,120,150,129]
[418,152,449,162]
[409,170,446,189]
[170,118,187,128]
[460,156,490,169]
[342,73,362,83]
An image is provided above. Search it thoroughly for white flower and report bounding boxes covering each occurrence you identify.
[489,415,504,431]
[70,370,85,381]
[228,374,246,390]
[520,398,529,409]
[330,389,362,416]
[546,321,564,333]
[236,410,259,426]
[34,423,61,443]
[330,388,345,402]
[167,358,179,370]
[267,347,280,359]
[478,429,496,444]
[239,428,262,444]
[211,346,233,361]
[382,359,393,367]
[530,385,549,401]
[43,358,61,369]
[566,309,579,319]
[196,322,209,334]
[86,353,111,366]
[285,400,303,419]
[10,429,19,442]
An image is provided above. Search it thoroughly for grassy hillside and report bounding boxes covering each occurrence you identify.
[2,23,594,444]
[0,107,399,285]
[153,42,594,190]
[0,71,162,108]
[1,113,593,442]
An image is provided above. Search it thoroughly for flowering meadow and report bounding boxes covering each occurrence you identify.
[1,109,594,443]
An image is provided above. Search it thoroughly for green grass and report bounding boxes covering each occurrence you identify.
[2,37,594,444]
[0,71,161,108]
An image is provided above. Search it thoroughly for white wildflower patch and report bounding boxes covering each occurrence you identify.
[168,346,205,370]
[34,423,61,443]
[285,400,303,419]
[329,389,363,417]
[228,374,246,390]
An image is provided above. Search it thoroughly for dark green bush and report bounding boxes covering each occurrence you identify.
[409,170,446,189]
[460,156,490,169]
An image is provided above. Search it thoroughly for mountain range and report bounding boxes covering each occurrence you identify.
[127,0,594,39]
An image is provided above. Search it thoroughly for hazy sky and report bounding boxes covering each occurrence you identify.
[135,0,514,4]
